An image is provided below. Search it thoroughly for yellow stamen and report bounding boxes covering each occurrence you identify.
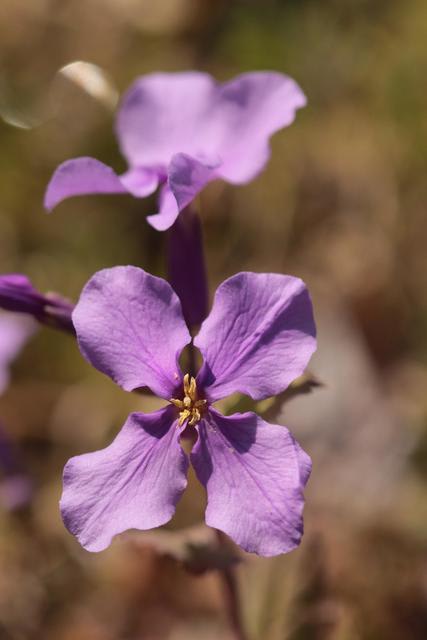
[170,374,206,427]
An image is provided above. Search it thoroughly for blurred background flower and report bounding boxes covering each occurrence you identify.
[0,0,427,638]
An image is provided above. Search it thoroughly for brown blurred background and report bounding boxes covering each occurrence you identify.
[1,1,427,638]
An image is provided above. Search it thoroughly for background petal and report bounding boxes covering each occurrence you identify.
[115,72,217,168]
[191,409,311,556]
[195,272,316,401]
[115,71,305,190]
[147,154,219,231]
[168,153,219,209]
[44,157,131,211]
[147,184,179,231]
[119,166,159,197]
[214,71,307,183]
[0,312,36,394]
[72,266,190,398]
[60,407,188,552]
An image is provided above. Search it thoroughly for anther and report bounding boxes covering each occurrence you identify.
[170,374,207,427]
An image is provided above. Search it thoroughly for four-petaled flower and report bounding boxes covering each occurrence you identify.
[45,71,306,231]
[61,266,316,556]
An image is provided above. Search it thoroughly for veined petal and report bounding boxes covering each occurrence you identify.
[147,154,219,231]
[195,272,316,402]
[60,407,188,552]
[191,409,311,556]
[72,266,190,398]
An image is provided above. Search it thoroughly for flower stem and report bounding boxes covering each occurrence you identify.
[215,529,248,640]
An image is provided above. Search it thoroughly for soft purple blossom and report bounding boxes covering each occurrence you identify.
[0,424,33,511]
[61,266,316,556]
[0,313,35,510]
[0,274,74,334]
[0,311,36,395]
[45,71,306,230]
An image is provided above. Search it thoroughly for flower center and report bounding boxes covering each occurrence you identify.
[170,373,207,427]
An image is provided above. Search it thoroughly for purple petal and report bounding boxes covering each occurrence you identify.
[115,72,217,168]
[191,409,311,556]
[147,184,179,232]
[72,266,190,398]
[60,407,188,552]
[44,157,131,211]
[0,312,36,394]
[167,206,208,327]
[214,71,306,183]
[195,272,316,402]
[147,154,218,231]
[0,474,33,511]
[0,423,33,510]
[116,71,305,186]
[118,167,160,197]
[168,153,219,208]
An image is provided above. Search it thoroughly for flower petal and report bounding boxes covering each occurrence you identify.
[168,153,219,209]
[115,71,305,188]
[118,166,160,197]
[72,266,190,398]
[147,154,219,231]
[191,409,311,556]
[115,72,217,168]
[0,312,36,394]
[214,71,307,183]
[195,272,316,402]
[44,157,131,211]
[147,184,180,232]
[60,407,188,552]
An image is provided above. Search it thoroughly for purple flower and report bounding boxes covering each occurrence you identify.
[45,71,306,231]
[61,266,316,556]
[0,313,35,510]
[0,422,33,511]
[0,274,74,334]
[0,311,36,395]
